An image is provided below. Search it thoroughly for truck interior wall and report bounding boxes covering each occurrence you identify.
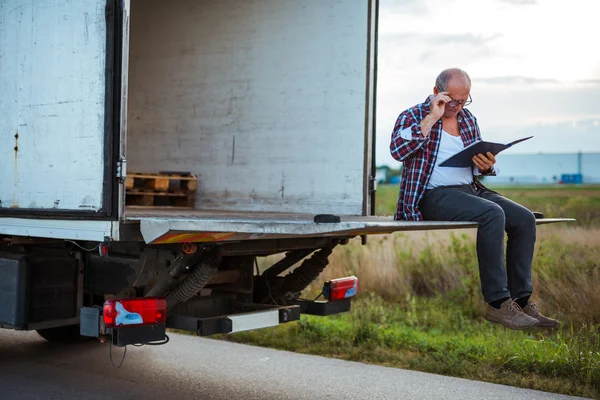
[126,0,370,215]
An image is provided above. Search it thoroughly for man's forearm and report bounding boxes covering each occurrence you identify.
[419,114,438,138]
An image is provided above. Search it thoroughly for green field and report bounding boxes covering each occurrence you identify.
[217,185,600,398]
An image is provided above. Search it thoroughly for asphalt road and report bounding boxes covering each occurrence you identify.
[0,330,591,400]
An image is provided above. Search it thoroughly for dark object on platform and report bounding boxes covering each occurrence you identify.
[314,214,341,223]
[112,324,167,347]
[533,212,544,219]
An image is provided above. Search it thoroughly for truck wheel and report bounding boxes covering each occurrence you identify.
[36,325,82,343]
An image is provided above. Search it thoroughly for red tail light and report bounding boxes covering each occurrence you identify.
[99,243,109,257]
[103,297,167,329]
[324,276,358,301]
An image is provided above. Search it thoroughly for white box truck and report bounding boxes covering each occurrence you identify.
[0,0,566,345]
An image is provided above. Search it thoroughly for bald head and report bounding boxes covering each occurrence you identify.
[435,68,471,91]
[432,68,472,118]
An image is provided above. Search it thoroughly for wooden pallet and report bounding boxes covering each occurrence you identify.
[125,172,198,193]
[125,191,195,208]
[125,172,197,208]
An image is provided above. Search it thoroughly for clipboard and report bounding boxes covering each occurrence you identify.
[438,136,533,168]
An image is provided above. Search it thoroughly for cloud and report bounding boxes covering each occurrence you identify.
[383,33,501,47]
[497,0,537,5]
[474,76,559,85]
[487,118,600,154]
[380,33,501,64]
[417,51,436,63]
[577,79,600,85]
[437,33,502,45]
[379,32,502,71]
[381,0,430,16]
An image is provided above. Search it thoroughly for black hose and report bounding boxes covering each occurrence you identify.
[171,259,218,303]
[144,252,205,298]
[278,246,333,295]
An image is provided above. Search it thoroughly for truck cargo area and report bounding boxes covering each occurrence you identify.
[125,0,376,219]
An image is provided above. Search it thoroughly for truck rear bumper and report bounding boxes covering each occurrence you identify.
[168,305,301,336]
[167,299,353,337]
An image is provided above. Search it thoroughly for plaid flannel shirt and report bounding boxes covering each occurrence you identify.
[389,95,497,221]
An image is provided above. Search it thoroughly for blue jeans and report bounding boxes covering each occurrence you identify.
[419,183,536,303]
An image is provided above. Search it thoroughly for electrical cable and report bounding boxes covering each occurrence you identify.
[132,249,149,287]
[109,340,127,369]
[264,276,279,305]
[109,334,169,367]
[145,334,170,346]
[256,258,279,304]
[131,334,170,347]
[66,240,101,252]
[298,291,324,302]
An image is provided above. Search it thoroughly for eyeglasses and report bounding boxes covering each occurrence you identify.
[437,86,472,107]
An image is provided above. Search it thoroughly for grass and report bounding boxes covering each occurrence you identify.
[215,185,600,398]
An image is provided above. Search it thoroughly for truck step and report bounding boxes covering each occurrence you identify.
[125,172,198,193]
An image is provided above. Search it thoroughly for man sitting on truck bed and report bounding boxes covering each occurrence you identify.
[389,68,559,330]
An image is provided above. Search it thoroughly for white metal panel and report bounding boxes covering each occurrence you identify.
[229,310,281,334]
[0,0,108,212]
[126,0,371,215]
[0,218,114,242]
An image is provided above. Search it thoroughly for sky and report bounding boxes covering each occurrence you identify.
[375,0,600,167]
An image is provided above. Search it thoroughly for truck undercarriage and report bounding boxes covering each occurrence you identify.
[0,232,359,345]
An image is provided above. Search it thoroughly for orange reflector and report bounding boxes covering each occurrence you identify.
[323,276,358,301]
[103,297,167,329]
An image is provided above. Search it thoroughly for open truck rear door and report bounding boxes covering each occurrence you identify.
[0,0,121,219]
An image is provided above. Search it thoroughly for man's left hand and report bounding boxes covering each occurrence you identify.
[473,152,496,174]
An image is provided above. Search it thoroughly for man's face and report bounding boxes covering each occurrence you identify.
[434,80,471,118]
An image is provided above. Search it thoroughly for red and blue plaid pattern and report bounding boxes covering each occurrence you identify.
[389,96,483,221]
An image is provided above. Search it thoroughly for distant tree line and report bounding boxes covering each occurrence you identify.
[376,165,402,184]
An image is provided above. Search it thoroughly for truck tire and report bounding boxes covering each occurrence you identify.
[36,325,82,343]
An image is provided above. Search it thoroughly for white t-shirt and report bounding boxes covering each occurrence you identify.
[427,130,473,189]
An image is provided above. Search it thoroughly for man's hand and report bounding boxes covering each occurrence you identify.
[429,91,452,120]
[420,92,452,137]
[473,152,496,174]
